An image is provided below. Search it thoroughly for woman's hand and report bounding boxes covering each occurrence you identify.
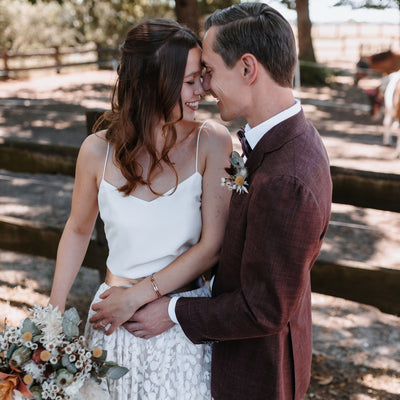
[89,286,140,335]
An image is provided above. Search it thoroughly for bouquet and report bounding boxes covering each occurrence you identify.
[0,304,128,400]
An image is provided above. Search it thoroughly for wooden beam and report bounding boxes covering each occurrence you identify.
[0,215,399,316]
[0,216,107,273]
[331,166,400,212]
[0,139,77,176]
[312,259,400,316]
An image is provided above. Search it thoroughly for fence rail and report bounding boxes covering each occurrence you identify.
[0,111,399,315]
[0,46,119,77]
[2,23,399,78]
[1,23,398,80]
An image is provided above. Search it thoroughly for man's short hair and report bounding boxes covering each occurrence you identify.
[205,2,297,87]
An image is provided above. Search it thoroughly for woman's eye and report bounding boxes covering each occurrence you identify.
[185,81,195,85]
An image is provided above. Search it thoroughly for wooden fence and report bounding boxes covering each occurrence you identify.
[0,110,399,315]
[0,46,119,78]
[1,23,399,78]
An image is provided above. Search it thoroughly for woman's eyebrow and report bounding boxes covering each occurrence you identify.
[184,69,202,78]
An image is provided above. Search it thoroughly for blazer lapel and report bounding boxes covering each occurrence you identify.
[245,110,308,176]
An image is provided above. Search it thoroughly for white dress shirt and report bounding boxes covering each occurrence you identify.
[168,99,302,324]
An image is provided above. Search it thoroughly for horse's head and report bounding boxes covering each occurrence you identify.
[355,50,395,85]
[354,58,370,86]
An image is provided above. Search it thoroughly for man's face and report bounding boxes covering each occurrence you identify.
[202,27,243,122]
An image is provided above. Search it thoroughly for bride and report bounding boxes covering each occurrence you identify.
[49,18,232,399]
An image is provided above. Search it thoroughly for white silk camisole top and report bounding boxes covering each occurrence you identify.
[97,122,206,279]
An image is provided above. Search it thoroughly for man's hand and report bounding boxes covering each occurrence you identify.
[123,296,174,339]
[90,286,139,335]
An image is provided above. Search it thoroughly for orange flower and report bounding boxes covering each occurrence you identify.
[0,372,34,399]
[0,374,18,400]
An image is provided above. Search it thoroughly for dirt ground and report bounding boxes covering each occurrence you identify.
[0,68,399,399]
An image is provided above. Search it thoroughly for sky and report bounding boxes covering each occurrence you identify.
[266,0,400,24]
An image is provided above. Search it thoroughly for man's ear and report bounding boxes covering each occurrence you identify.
[241,53,258,85]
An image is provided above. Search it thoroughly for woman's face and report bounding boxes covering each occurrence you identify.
[175,46,204,122]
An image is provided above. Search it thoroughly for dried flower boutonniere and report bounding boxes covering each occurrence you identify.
[221,151,248,194]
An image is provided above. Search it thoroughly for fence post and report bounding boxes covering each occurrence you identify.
[96,43,103,67]
[2,48,9,79]
[54,46,61,74]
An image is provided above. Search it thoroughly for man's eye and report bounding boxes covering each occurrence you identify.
[202,70,211,80]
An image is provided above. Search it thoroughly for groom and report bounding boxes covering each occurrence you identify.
[127,3,332,399]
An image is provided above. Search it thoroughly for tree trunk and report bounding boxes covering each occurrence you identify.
[175,0,199,35]
[296,0,316,62]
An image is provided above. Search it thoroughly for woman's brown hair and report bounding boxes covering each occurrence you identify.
[95,19,201,195]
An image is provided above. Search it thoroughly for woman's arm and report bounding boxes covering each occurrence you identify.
[90,121,233,334]
[49,133,105,312]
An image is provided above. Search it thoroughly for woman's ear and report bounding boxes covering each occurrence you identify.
[241,53,258,85]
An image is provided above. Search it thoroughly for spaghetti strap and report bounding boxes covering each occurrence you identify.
[102,142,110,181]
[196,121,207,173]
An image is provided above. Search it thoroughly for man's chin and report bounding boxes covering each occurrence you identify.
[219,115,230,122]
[218,110,233,122]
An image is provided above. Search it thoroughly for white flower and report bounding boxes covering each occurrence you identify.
[30,305,65,350]
[64,344,75,354]
[78,336,86,344]
[63,379,84,398]
[12,389,25,400]
[22,360,46,382]
[76,378,108,400]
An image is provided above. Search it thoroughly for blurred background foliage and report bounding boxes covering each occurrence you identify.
[0,0,239,52]
[2,0,395,84]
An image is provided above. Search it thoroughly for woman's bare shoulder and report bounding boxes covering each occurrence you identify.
[76,130,109,176]
[200,120,232,152]
[199,119,231,143]
[80,130,108,157]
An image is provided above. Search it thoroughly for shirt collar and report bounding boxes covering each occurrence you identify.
[244,99,302,150]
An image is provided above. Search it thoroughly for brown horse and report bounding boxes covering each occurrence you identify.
[354,50,400,85]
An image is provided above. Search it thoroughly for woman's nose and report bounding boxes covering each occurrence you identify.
[195,82,205,96]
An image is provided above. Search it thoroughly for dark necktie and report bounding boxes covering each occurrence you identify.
[236,128,252,158]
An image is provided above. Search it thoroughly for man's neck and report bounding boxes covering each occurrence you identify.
[246,86,295,128]
[243,65,296,128]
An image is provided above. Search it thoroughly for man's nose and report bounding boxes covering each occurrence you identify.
[202,74,211,91]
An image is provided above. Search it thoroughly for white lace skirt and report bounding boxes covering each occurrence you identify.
[85,283,212,400]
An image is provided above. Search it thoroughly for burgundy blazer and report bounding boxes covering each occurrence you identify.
[176,110,332,400]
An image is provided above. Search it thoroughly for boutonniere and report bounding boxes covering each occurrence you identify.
[221,151,248,194]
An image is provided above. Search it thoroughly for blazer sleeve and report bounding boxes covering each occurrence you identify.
[175,174,326,344]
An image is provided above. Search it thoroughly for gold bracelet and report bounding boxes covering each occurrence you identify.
[150,274,162,298]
